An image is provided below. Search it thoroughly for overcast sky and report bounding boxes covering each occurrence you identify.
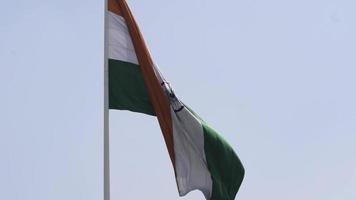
[1,0,356,200]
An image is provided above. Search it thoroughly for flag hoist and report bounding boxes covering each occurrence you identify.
[104,0,245,199]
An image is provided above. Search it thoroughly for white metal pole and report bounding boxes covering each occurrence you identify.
[104,0,110,200]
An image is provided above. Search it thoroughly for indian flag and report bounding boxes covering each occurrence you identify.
[107,0,245,199]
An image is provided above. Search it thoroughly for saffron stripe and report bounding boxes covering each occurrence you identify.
[108,0,122,16]
[118,0,176,168]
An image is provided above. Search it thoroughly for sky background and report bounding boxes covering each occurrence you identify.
[1,0,356,199]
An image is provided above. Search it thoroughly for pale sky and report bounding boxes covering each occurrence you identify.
[1,0,356,200]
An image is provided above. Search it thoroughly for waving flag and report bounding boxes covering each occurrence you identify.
[107,0,245,199]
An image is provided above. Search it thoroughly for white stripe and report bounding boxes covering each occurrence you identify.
[107,11,139,65]
[171,108,213,199]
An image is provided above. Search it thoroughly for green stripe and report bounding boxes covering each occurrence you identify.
[109,59,155,115]
[185,106,245,199]
[202,123,245,200]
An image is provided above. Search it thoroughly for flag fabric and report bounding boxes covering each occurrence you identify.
[107,0,245,199]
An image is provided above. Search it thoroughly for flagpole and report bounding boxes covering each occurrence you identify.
[104,0,110,200]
